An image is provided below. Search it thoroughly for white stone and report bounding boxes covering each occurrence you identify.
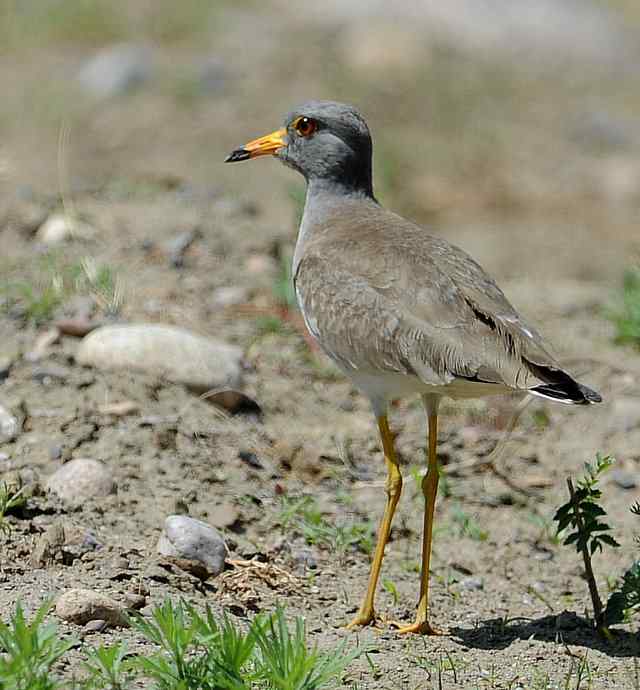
[0,405,19,444]
[76,324,243,393]
[157,515,227,577]
[36,213,96,245]
[46,458,116,505]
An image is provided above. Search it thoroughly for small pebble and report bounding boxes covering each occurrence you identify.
[0,405,20,444]
[610,469,637,490]
[460,576,484,591]
[83,619,108,635]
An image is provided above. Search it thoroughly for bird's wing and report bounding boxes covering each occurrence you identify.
[295,204,579,396]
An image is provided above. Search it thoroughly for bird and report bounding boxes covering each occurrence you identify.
[225,100,602,635]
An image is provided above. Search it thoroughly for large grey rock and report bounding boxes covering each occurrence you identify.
[78,43,152,98]
[76,324,243,393]
[56,589,127,627]
[157,515,227,578]
[46,458,116,506]
[0,405,19,444]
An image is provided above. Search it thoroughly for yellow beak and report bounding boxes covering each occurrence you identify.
[225,128,287,162]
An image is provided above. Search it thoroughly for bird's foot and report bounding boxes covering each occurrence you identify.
[345,609,380,630]
[390,619,448,636]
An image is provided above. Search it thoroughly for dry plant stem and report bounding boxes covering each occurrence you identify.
[567,478,604,631]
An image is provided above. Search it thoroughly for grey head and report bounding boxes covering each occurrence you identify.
[225,100,374,197]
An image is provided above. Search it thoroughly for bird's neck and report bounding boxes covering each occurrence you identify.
[292,178,376,275]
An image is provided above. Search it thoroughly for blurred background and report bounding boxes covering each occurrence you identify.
[2,1,640,271]
[2,6,640,683]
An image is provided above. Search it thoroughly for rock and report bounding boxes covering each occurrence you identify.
[76,324,243,393]
[36,213,96,245]
[46,458,116,506]
[55,589,127,627]
[206,390,261,416]
[98,400,140,417]
[83,619,108,634]
[0,405,20,444]
[31,521,67,567]
[209,286,249,309]
[54,317,100,338]
[157,515,227,578]
[460,576,484,591]
[122,592,146,610]
[610,469,637,490]
[78,43,153,99]
[163,228,201,268]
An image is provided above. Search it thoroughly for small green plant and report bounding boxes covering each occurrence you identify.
[0,479,27,536]
[604,500,640,626]
[82,642,134,690]
[0,600,73,690]
[381,578,400,606]
[554,453,619,631]
[0,599,357,689]
[0,254,123,324]
[278,495,374,557]
[608,266,640,349]
[253,606,357,690]
[450,503,488,542]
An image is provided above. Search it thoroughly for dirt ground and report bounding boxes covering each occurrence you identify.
[1,2,640,688]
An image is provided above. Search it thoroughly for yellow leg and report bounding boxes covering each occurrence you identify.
[394,402,446,635]
[346,415,402,629]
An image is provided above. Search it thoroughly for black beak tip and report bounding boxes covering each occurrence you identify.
[225,148,251,163]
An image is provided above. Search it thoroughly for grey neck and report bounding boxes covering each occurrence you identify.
[292,178,376,276]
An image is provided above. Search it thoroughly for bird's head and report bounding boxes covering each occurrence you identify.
[225,100,373,197]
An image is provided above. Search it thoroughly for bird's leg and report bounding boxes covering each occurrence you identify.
[346,415,402,629]
[394,400,446,635]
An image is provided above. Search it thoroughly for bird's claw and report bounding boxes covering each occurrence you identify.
[390,619,448,636]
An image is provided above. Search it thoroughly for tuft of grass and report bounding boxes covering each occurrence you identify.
[450,503,489,542]
[0,479,27,537]
[1,253,123,324]
[608,266,640,349]
[278,495,374,557]
[253,606,357,690]
[82,642,134,690]
[130,599,356,690]
[0,598,358,689]
[0,600,73,690]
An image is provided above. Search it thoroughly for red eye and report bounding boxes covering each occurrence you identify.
[294,116,317,138]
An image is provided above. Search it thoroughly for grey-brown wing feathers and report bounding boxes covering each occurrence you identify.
[294,201,601,405]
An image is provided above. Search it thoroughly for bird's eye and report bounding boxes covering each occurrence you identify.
[293,116,317,138]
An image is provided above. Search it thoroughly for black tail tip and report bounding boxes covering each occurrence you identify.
[580,384,603,404]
